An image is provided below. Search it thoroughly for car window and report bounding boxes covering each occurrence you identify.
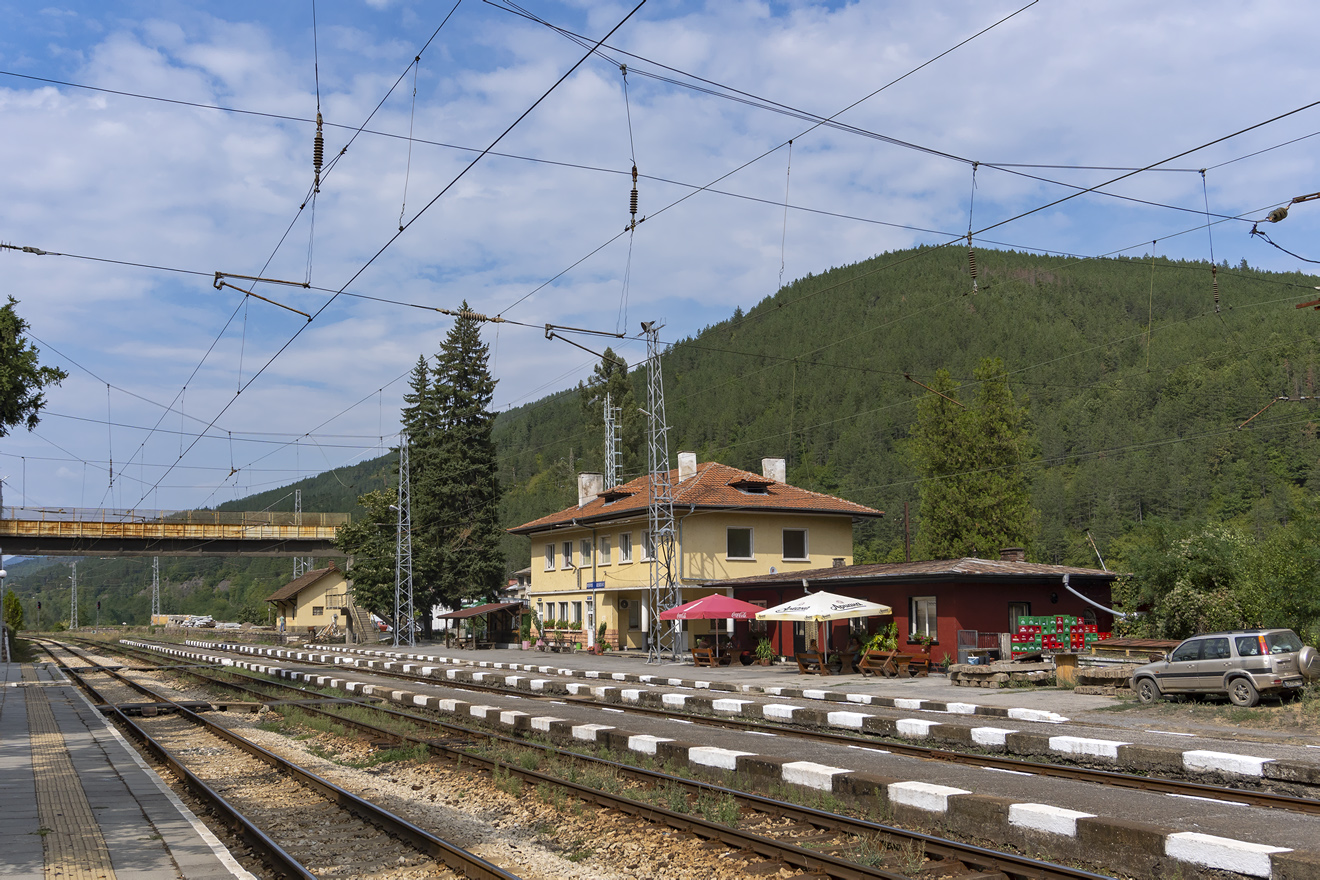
[1265,631,1303,653]
[1203,637,1230,659]
[1235,636,1263,656]
[1170,640,1203,662]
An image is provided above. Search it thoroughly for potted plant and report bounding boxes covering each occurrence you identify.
[755,637,775,665]
[594,622,608,654]
[520,614,532,650]
[866,622,898,654]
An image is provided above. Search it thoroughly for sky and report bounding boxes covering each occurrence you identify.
[2,0,1319,514]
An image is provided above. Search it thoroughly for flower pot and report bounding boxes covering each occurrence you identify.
[522,640,531,650]
[758,658,771,666]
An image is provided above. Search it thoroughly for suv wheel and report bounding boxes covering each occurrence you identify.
[1228,677,1260,708]
[1135,677,1161,704]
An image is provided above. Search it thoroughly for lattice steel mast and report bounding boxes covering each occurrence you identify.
[641,322,678,661]
[151,557,160,620]
[394,434,415,647]
[604,392,622,490]
[294,489,309,579]
[69,561,78,629]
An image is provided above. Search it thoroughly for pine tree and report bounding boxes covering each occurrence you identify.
[412,304,504,630]
[911,358,1037,559]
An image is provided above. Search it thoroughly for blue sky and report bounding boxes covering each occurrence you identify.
[2,1,1319,513]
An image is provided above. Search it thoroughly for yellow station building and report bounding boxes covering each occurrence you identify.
[508,454,883,651]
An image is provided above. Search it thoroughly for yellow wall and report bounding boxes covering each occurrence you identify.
[273,572,351,632]
[526,510,856,650]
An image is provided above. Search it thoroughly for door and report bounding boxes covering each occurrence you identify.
[1198,636,1233,691]
[957,629,978,665]
[1158,638,1204,693]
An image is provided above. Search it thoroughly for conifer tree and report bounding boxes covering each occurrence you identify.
[910,358,1037,559]
[410,305,504,630]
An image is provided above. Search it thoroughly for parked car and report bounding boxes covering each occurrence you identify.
[1131,628,1319,707]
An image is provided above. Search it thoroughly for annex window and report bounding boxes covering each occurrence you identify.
[571,601,583,625]
[312,606,324,617]
[562,541,574,568]
[580,538,594,567]
[641,529,655,561]
[782,528,807,560]
[544,543,555,571]
[558,602,569,623]
[628,598,641,630]
[599,536,612,565]
[619,533,633,563]
[1008,602,1030,631]
[909,596,937,638]
[726,527,754,560]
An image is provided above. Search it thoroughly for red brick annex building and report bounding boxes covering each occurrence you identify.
[714,550,1119,664]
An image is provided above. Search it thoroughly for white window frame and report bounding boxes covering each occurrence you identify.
[562,541,574,568]
[726,527,754,560]
[782,528,808,561]
[571,601,582,625]
[558,602,569,623]
[910,596,937,638]
[544,543,555,571]
[641,529,654,561]
[619,533,633,564]
[599,535,612,565]
[580,538,594,567]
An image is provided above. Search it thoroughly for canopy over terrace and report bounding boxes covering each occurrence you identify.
[757,591,892,657]
[436,601,524,645]
[660,594,765,658]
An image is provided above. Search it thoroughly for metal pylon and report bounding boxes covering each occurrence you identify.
[70,561,78,629]
[394,434,415,647]
[151,557,160,620]
[293,490,312,579]
[604,392,622,490]
[641,322,679,662]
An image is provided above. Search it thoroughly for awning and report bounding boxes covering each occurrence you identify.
[436,601,523,620]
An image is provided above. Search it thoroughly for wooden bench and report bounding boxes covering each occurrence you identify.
[692,647,718,667]
[859,649,931,677]
[795,651,829,675]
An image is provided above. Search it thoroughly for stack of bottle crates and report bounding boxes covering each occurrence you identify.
[1010,615,1111,657]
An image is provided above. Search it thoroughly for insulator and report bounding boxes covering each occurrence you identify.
[1212,266,1220,314]
[313,112,325,193]
[630,187,638,217]
[967,248,978,280]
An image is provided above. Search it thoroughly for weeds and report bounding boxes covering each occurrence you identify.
[696,791,739,826]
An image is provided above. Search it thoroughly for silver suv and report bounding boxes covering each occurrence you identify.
[1131,629,1318,707]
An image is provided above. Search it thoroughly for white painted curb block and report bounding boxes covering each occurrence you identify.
[1182,750,1273,777]
[971,727,1016,747]
[783,761,850,791]
[689,747,752,770]
[1049,736,1128,760]
[888,781,970,812]
[1165,831,1291,878]
[1009,803,1094,837]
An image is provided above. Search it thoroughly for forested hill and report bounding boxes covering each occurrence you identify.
[496,245,1320,571]
[13,245,1320,627]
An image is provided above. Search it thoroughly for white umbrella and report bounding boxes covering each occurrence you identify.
[756,591,893,661]
[756,591,892,622]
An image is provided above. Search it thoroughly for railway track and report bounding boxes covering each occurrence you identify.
[155,636,1320,814]
[38,640,520,880]
[60,637,1122,880]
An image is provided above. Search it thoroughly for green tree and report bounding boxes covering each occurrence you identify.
[0,297,67,436]
[332,488,398,619]
[910,358,1037,559]
[409,305,504,632]
[3,588,23,632]
[577,347,641,482]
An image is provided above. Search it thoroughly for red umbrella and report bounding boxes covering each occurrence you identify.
[659,593,764,657]
[659,593,764,620]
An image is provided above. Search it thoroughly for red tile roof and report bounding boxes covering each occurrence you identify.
[508,461,882,535]
[713,557,1117,587]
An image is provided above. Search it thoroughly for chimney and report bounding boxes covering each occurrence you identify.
[577,472,604,508]
[832,557,845,568]
[761,457,786,483]
[677,452,697,481]
[999,547,1026,563]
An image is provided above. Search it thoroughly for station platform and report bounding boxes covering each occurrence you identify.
[0,659,252,880]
